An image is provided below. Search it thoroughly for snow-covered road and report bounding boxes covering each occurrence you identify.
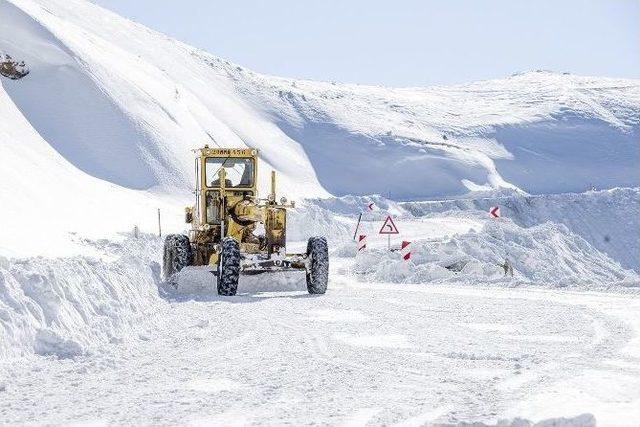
[2,256,639,426]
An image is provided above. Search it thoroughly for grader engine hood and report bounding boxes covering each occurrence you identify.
[231,199,264,223]
[228,201,286,247]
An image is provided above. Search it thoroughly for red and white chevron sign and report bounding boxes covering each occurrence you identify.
[401,241,411,261]
[367,202,375,211]
[358,234,367,251]
[489,206,501,218]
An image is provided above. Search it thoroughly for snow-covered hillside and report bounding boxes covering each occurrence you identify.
[1,0,639,256]
[0,77,187,257]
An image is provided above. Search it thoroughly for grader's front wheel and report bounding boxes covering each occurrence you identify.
[306,237,329,294]
[217,237,240,296]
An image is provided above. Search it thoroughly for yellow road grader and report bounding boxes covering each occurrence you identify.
[162,146,329,296]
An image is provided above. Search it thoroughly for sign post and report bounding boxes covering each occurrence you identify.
[379,215,400,251]
[358,235,367,252]
[401,241,411,261]
[354,203,374,241]
[353,213,363,241]
[489,206,501,218]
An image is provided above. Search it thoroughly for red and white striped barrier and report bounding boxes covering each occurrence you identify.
[358,234,367,252]
[489,206,501,218]
[401,241,411,261]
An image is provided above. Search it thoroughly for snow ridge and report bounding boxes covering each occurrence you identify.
[351,219,638,288]
[0,236,164,359]
[401,188,640,271]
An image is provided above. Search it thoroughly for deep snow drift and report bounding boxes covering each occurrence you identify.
[401,188,640,272]
[351,219,637,288]
[0,235,164,359]
[0,74,187,258]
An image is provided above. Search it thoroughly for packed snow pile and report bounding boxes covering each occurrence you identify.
[351,218,639,288]
[0,0,638,263]
[402,188,640,271]
[287,201,353,243]
[0,235,165,359]
[433,413,595,427]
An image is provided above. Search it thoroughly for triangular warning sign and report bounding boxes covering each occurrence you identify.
[379,215,400,235]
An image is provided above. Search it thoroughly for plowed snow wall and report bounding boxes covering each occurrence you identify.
[401,188,640,271]
[0,242,163,360]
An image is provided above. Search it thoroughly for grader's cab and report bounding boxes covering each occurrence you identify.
[163,146,329,296]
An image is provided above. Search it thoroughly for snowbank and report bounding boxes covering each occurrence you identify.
[0,235,164,359]
[287,201,353,243]
[350,219,639,289]
[433,413,595,427]
[402,188,640,271]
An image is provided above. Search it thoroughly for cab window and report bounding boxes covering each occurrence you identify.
[205,157,254,188]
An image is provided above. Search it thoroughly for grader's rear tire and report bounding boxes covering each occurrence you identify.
[217,237,240,296]
[306,237,329,294]
[163,234,192,280]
